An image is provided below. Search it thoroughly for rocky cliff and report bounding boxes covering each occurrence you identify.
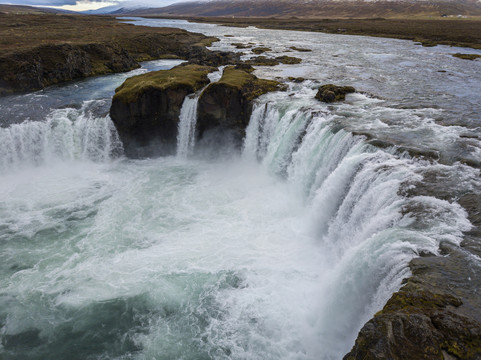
[0,14,223,95]
[197,66,280,144]
[109,64,216,158]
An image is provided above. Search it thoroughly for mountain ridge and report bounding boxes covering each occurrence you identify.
[126,0,481,18]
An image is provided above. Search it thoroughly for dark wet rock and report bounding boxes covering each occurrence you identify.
[109,64,215,158]
[346,160,481,360]
[245,56,280,66]
[315,84,356,103]
[275,55,302,64]
[344,245,481,360]
[231,42,252,49]
[452,53,481,60]
[197,66,280,143]
[186,46,241,67]
[234,63,255,73]
[289,46,312,52]
[288,77,306,83]
[252,47,271,54]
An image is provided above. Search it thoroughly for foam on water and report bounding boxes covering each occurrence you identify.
[0,101,122,172]
[1,19,479,360]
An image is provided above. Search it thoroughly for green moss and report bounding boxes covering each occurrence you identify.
[245,56,279,66]
[315,84,356,103]
[231,42,252,49]
[275,55,302,64]
[442,338,481,359]
[288,77,305,83]
[452,53,481,60]
[378,283,462,315]
[195,37,219,47]
[252,47,271,54]
[289,46,312,52]
[216,66,280,101]
[114,64,215,104]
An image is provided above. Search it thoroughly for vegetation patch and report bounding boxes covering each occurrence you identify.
[215,66,280,101]
[245,56,280,66]
[315,84,356,103]
[452,53,481,60]
[275,55,302,64]
[289,46,312,52]
[113,64,215,104]
[231,42,252,49]
[252,47,272,54]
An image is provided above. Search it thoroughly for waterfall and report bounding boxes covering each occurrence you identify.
[176,67,226,159]
[242,99,471,356]
[176,95,199,159]
[0,101,122,172]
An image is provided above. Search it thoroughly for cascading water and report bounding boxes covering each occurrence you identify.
[177,95,199,159]
[1,19,480,360]
[0,101,122,171]
[242,97,471,357]
[176,67,225,159]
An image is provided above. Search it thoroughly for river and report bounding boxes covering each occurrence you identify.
[0,18,479,360]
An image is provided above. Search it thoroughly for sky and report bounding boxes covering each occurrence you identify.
[1,0,191,11]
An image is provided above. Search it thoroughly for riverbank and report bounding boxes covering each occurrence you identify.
[148,16,481,50]
[0,14,218,95]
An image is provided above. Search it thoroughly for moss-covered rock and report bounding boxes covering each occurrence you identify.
[275,55,302,64]
[231,42,252,49]
[315,84,356,103]
[197,66,280,143]
[289,46,312,52]
[252,47,271,54]
[110,64,216,158]
[452,53,481,60]
[245,56,280,66]
[344,244,481,360]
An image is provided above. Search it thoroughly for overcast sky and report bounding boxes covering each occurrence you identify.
[2,0,193,11]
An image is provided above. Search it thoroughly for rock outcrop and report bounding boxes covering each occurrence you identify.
[109,64,216,157]
[344,243,481,360]
[345,167,481,360]
[315,84,356,103]
[197,66,280,143]
[0,13,226,95]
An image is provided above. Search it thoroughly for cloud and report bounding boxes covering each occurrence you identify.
[6,0,109,5]
[5,0,188,7]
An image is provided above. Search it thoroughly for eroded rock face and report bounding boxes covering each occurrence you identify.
[315,84,356,103]
[197,66,280,144]
[0,28,221,95]
[109,64,215,158]
[344,243,481,360]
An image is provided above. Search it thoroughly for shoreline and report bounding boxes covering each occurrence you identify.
[0,14,218,95]
[143,15,481,51]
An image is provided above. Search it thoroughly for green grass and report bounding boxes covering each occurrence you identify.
[114,64,215,103]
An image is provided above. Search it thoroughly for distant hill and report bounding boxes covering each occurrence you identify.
[128,0,481,18]
[0,4,77,14]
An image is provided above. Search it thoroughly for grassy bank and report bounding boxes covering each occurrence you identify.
[0,14,215,95]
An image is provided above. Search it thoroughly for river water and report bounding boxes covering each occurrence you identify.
[0,18,480,360]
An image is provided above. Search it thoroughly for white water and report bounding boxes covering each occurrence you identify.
[177,95,199,158]
[0,101,122,172]
[1,19,480,360]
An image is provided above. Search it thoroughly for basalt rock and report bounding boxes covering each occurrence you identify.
[0,20,223,96]
[315,84,356,103]
[109,64,216,158]
[344,243,481,360]
[197,66,280,144]
[186,46,242,67]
